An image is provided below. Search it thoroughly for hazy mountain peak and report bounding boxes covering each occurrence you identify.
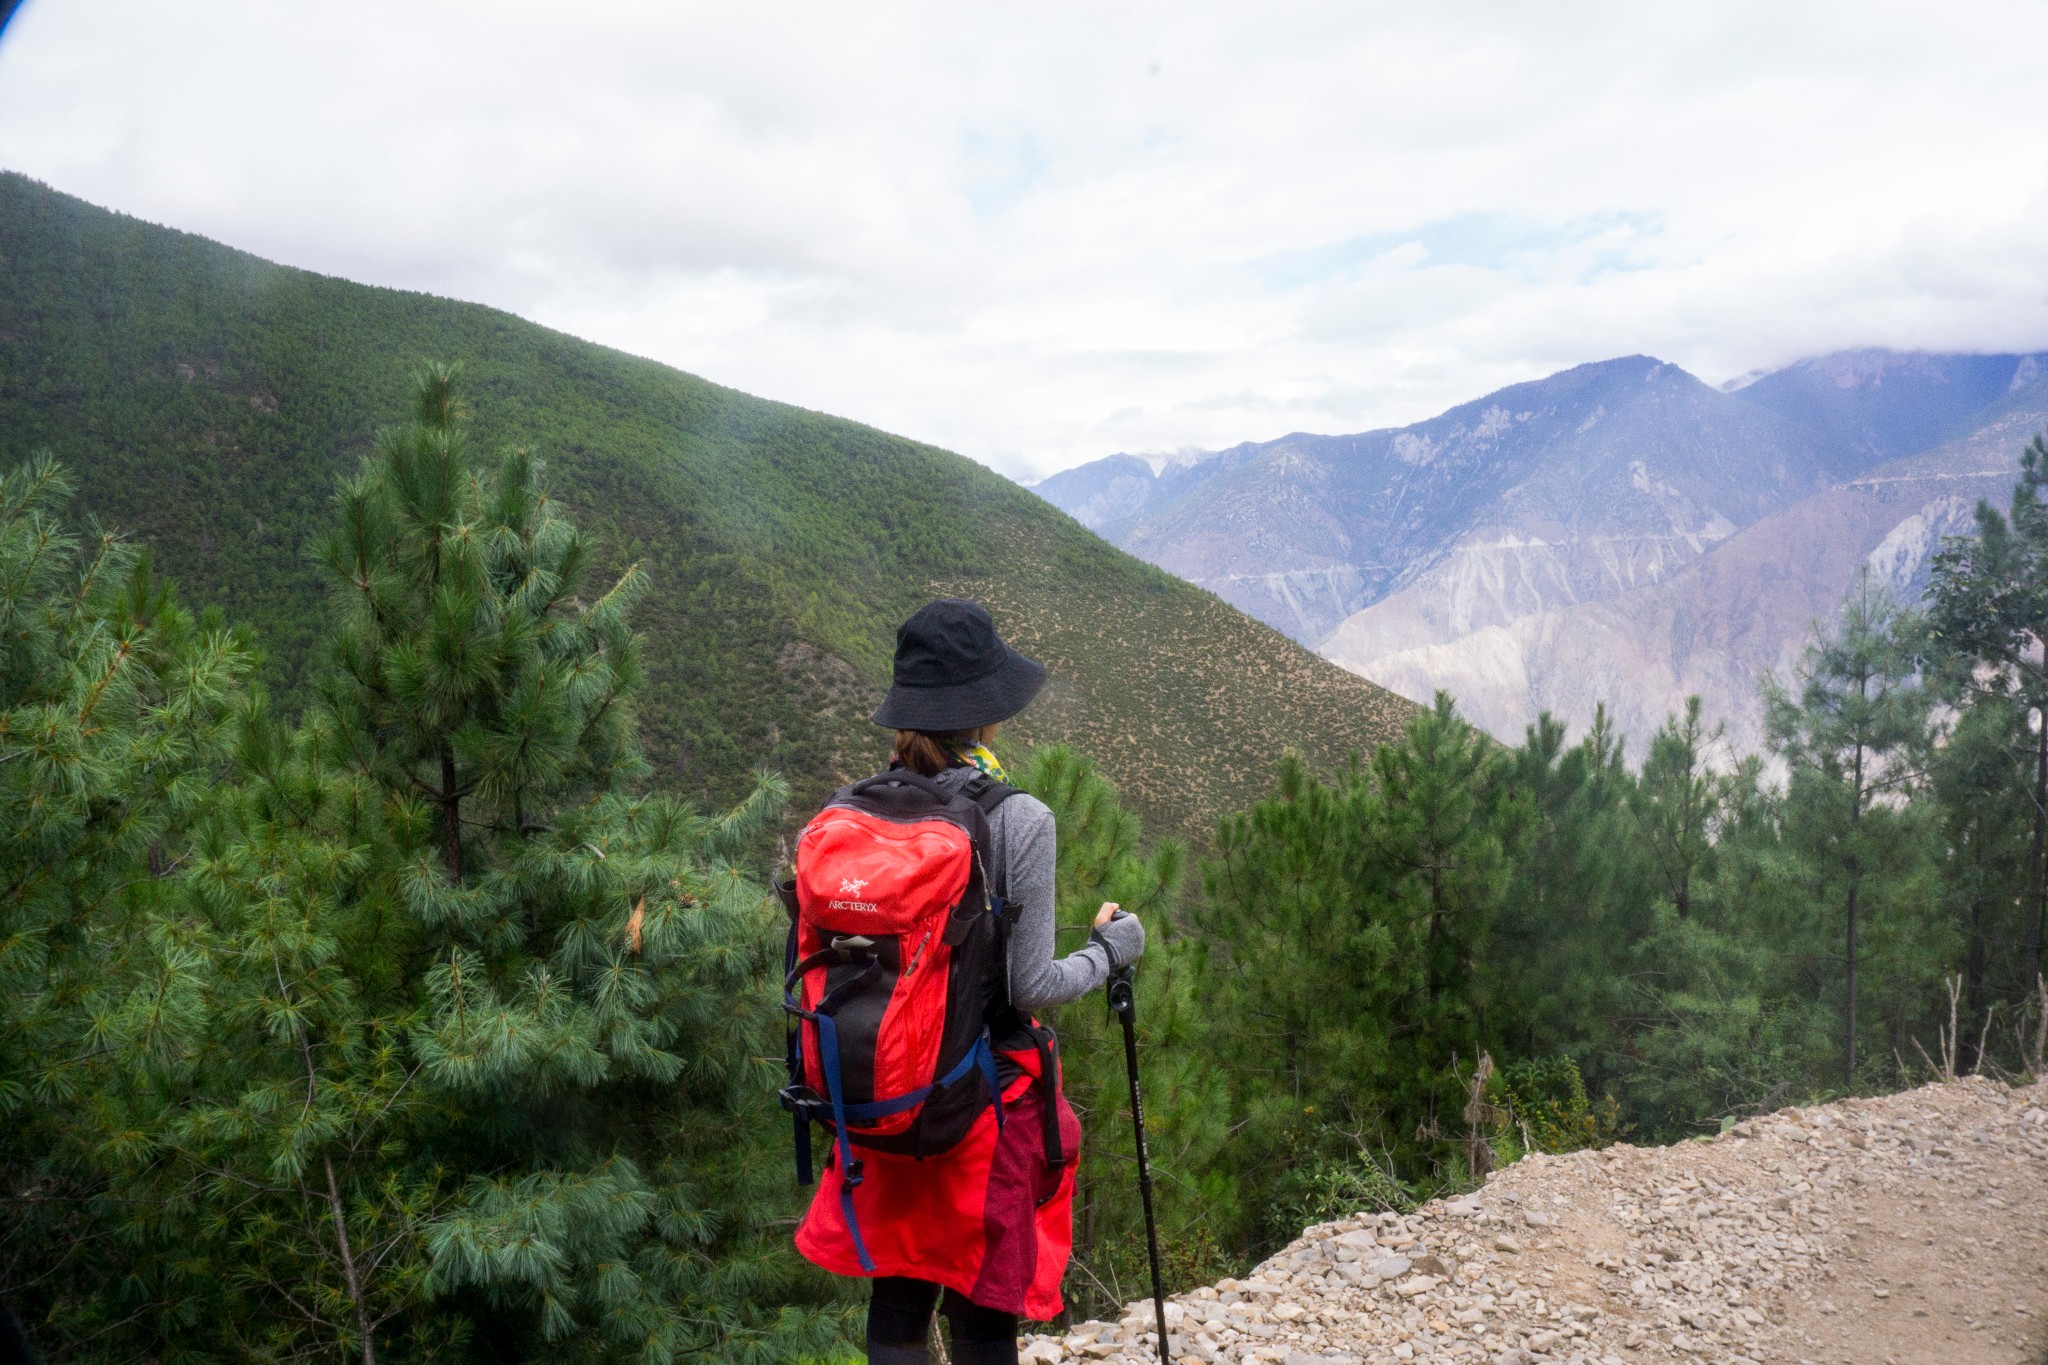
[1150,446,1213,474]
[1024,450,1148,491]
[1808,348,1950,389]
[1734,348,2048,466]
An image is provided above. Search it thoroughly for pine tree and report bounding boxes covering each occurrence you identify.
[29,370,846,1362]
[1764,571,1932,1086]
[1604,699,1775,1135]
[1490,707,1638,1072]
[1925,693,2034,1068]
[0,458,254,1345]
[1927,435,2048,997]
[1631,697,1729,922]
[312,364,834,1360]
[1616,748,1828,1133]
[1367,693,1517,1025]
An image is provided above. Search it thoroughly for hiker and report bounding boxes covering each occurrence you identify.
[782,598,1146,1365]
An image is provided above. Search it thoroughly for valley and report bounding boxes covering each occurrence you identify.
[7,171,2048,1365]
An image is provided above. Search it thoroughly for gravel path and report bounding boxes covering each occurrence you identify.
[1023,1076,2048,1365]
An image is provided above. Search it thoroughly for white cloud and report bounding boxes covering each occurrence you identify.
[3,0,2047,479]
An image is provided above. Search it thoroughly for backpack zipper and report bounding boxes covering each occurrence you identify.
[903,920,937,976]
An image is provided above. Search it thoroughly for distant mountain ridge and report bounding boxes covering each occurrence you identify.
[1034,348,2048,751]
[1026,449,1236,542]
[1734,349,2044,464]
[1040,355,1856,645]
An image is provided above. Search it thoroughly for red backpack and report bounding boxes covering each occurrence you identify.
[777,768,1031,1269]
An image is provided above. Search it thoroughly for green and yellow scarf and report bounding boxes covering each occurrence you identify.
[949,741,1008,783]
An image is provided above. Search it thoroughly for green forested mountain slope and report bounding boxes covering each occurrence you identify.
[0,172,1411,833]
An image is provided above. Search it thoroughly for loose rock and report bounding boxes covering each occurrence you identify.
[1030,1077,2048,1364]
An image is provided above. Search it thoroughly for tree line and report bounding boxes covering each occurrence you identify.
[1056,439,2048,1313]
[5,367,2047,1360]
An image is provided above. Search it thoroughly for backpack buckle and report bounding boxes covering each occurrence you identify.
[779,1084,826,1118]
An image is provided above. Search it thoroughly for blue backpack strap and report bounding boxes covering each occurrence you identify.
[813,1010,877,1271]
[792,953,885,1271]
[976,1031,1004,1137]
[818,1027,1001,1272]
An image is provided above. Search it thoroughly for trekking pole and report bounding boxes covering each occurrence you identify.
[1107,965,1172,1364]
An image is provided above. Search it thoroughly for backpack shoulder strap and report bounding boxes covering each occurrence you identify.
[957,773,1022,914]
[954,774,1029,988]
[958,772,1022,816]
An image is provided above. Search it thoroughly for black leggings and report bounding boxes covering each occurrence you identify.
[865,1275,1018,1365]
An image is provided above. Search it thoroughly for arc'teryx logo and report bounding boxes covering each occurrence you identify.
[830,876,878,912]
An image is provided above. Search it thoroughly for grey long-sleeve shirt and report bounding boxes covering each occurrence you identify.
[930,766,1145,1011]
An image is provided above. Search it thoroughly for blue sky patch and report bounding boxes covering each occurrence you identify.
[1254,210,1661,289]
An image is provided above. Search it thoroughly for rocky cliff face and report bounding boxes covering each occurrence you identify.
[1034,350,2048,751]
[1023,1076,2048,1365]
[1324,375,2048,752]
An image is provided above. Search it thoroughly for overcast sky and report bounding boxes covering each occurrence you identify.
[3,1,2046,480]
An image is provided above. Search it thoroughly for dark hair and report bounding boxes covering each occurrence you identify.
[892,724,998,777]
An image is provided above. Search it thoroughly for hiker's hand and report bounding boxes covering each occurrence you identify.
[1090,904,1145,969]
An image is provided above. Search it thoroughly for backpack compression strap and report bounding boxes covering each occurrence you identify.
[776,879,810,1181]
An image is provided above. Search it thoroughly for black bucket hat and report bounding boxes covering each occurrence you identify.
[871,598,1047,732]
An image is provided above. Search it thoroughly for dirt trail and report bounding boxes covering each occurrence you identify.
[1023,1076,2048,1365]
